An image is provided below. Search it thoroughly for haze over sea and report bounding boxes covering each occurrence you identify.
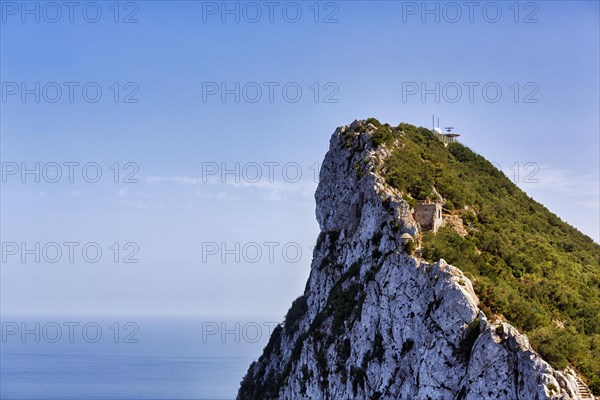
[0,316,275,400]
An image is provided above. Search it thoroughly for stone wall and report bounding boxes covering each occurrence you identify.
[414,202,442,233]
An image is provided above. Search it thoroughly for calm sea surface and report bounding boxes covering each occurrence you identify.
[0,316,278,400]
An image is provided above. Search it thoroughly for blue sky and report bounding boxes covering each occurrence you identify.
[1,0,598,318]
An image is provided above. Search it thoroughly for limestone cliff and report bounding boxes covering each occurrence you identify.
[237,120,591,400]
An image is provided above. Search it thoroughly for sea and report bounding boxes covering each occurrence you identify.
[0,316,278,400]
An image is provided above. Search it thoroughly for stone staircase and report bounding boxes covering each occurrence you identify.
[575,376,594,399]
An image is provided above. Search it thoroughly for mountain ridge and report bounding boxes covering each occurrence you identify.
[237,119,599,399]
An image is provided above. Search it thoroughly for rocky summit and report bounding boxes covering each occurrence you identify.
[237,120,595,400]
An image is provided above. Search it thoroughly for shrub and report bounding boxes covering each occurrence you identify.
[371,125,394,148]
[459,318,481,359]
[284,295,308,332]
[589,376,600,395]
[337,338,351,365]
[495,325,505,337]
[366,117,382,127]
[263,324,283,357]
[531,326,590,371]
[329,282,362,335]
[315,345,329,391]
[403,240,416,255]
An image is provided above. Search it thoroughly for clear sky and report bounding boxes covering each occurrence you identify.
[1,0,598,319]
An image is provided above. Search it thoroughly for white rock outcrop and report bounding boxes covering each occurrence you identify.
[237,121,588,400]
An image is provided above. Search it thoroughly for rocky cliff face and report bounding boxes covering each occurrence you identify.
[237,120,589,400]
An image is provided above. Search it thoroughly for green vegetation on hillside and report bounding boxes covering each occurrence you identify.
[366,119,600,393]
